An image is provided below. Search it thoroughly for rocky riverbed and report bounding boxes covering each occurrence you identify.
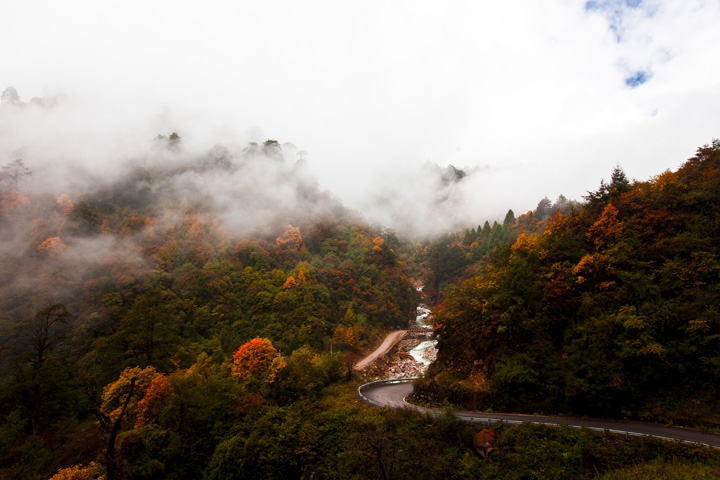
[359,304,438,381]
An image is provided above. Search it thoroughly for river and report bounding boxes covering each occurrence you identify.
[407,303,437,367]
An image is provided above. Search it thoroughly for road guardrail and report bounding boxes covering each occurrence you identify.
[357,379,720,448]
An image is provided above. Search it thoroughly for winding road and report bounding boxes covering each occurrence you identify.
[359,380,720,448]
[354,330,407,370]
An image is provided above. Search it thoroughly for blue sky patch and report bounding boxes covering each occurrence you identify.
[585,0,643,11]
[625,71,649,87]
[585,0,646,41]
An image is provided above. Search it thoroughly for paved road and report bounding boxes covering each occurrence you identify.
[354,330,407,370]
[361,382,720,448]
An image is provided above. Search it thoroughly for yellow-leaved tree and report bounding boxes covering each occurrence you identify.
[101,366,158,423]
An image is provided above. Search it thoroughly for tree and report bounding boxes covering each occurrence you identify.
[535,197,552,219]
[1,86,20,104]
[56,194,74,214]
[586,203,623,250]
[231,338,282,382]
[276,225,303,250]
[168,132,181,150]
[441,164,466,184]
[552,194,570,214]
[12,304,72,434]
[585,165,631,205]
[462,229,475,246]
[37,236,67,257]
[262,139,284,161]
[100,366,157,423]
[135,373,173,427]
[241,142,260,159]
[49,462,104,480]
[24,304,70,370]
[120,291,180,365]
[503,209,516,226]
[610,165,631,194]
[102,376,137,480]
[153,132,182,151]
[0,158,31,193]
[283,276,298,289]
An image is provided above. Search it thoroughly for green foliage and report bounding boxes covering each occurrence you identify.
[597,462,720,480]
[423,141,720,423]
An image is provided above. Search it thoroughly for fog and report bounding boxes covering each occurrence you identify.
[2,0,720,237]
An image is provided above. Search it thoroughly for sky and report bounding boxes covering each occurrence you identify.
[2,0,720,234]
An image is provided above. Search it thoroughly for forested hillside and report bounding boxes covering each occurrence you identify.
[417,140,720,427]
[0,140,419,478]
[2,137,720,479]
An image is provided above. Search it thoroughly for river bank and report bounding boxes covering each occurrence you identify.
[356,303,437,381]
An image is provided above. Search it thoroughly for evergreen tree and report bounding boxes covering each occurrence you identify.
[503,209,515,226]
[610,165,631,194]
[535,197,552,219]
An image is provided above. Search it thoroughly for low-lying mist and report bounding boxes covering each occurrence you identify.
[1,89,529,245]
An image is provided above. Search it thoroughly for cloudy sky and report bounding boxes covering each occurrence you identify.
[2,0,719,230]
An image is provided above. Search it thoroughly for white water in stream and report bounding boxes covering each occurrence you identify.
[415,304,433,329]
[409,304,437,366]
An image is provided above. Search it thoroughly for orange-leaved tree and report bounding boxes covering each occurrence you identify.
[135,372,173,427]
[276,225,303,250]
[283,275,298,289]
[37,236,67,257]
[231,337,285,383]
[587,202,623,250]
[56,194,73,215]
[1,189,29,211]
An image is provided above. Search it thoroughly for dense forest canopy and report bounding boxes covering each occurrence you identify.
[1,132,720,479]
[418,139,720,427]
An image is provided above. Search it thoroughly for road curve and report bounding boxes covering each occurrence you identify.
[360,381,720,448]
[354,330,407,370]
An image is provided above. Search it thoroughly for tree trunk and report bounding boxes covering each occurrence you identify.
[106,377,135,480]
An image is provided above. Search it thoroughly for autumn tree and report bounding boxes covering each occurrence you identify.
[49,462,104,480]
[37,236,67,257]
[98,371,143,480]
[134,372,173,427]
[56,194,74,214]
[231,338,285,383]
[100,366,158,423]
[276,225,303,250]
[1,189,29,212]
[283,275,298,289]
[586,203,623,250]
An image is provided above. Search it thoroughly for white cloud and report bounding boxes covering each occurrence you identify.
[2,0,719,233]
